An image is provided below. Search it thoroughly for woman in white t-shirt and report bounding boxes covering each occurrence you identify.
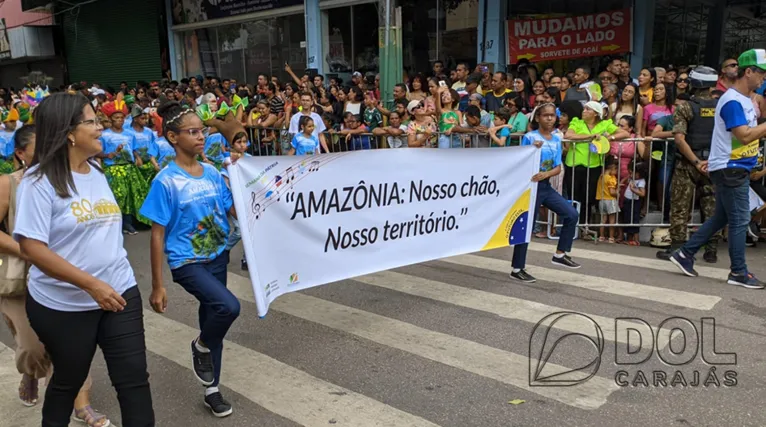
[14,93,154,426]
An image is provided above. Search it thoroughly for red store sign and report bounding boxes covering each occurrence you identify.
[506,9,633,63]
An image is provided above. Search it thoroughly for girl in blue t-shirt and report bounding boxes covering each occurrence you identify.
[98,101,150,235]
[509,103,582,284]
[128,107,160,183]
[289,116,321,155]
[220,132,251,271]
[139,101,238,418]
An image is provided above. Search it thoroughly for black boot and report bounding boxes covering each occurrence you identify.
[703,246,718,263]
[657,242,683,260]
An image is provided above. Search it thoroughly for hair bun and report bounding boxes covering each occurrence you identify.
[156,100,182,118]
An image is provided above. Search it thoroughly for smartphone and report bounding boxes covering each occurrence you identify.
[439,81,447,88]
[480,65,488,73]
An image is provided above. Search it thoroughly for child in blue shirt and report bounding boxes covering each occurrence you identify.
[155,135,176,168]
[139,101,238,418]
[289,116,321,155]
[220,132,251,271]
[508,103,582,283]
[128,107,161,183]
[202,132,227,169]
[98,101,150,235]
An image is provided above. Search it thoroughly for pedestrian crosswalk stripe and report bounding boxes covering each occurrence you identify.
[529,242,729,281]
[440,254,721,310]
[353,270,665,350]
[142,311,439,427]
[227,273,619,410]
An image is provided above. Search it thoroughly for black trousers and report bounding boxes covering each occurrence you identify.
[565,165,602,224]
[26,285,155,427]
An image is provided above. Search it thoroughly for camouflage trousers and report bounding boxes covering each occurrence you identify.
[668,159,720,248]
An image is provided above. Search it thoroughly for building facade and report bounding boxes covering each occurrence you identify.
[168,0,766,85]
[0,0,63,88]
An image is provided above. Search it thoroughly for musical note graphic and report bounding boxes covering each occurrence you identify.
[309,160,320,172]
[285,167,294,184]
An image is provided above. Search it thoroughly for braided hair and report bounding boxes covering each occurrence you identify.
[157,101,196,138]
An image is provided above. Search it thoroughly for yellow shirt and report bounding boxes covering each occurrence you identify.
[597,174,617,200]
[639,87,654,103]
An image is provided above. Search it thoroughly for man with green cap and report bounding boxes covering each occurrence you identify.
[670,49,766,289]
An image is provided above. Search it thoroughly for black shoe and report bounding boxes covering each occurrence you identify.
[727,272,765,289]
[204,391,233,418]
[748,221,760,240]
[551,254,581,269]
[510,269,537,283]
[656,248,673,261]
[191,339,215,386]
[241,257,248,271]
[122,225,138,236]
[746,236,757,247]
[703,248,718,264]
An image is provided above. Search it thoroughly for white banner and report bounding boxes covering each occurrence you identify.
[228,148,541,317]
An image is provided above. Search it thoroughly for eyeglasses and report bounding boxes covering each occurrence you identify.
[676,78,690,84]
[725,63,739,69]
[76,119,102,128]
[177,128,207,137]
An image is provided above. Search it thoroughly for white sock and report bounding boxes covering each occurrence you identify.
[194,338,210,353]
[553,253,565,259]
[512,268,521,273]
[205,386,219,396]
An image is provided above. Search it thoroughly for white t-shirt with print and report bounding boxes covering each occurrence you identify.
[624,178,646,201]
[387,125,408,148]
[14,165,136,312]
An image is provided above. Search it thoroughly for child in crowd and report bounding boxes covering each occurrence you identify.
[622,162,647,246]
[488,108,513,147]
[435,86,462,148]
[363,91,383,132]
[334,113,371,151]
[597,158,620,243]
[372,110,408,148]
[289,116,321,155]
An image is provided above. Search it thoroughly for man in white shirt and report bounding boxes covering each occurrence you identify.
[671,48,766,289]
[288,92,329,153]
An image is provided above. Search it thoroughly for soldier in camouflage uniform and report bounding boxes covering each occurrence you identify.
[657,66,721,262]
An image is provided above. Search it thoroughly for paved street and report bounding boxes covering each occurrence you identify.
[2,233,766,426]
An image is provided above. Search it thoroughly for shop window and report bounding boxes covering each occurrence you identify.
[179,14,305,86]
[352,3,380,74]
[327,7,353,73]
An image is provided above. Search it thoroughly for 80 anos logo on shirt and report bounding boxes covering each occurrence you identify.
[528,312,737,388]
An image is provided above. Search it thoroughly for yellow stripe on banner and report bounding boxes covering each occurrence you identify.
[482,188,531,251]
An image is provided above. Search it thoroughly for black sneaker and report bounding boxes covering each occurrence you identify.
[727,272,765,289]
[510,269,537,283]
[746,236,757,247]
[204,391,233,418]
[703,248,718,264]
[122,225,138,236]
[241,257,248,271]
[191,339,215,386]
[748,221,760,239]
[551,254,581,269]
[670,250,698,277]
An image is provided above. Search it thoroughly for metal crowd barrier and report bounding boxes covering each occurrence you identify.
[241,126,713,241]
